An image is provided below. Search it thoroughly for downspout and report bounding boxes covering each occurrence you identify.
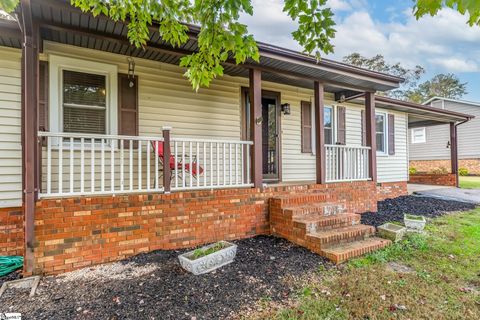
[19,0,38,274]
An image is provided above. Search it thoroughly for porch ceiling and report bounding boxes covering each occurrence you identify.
[1,0,403,93]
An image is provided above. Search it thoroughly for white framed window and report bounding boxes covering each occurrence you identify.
[324,106,334,145]
[411,127,426,144]
[49,54,118,137]
[310,104,336,154]
[375,112,387,154]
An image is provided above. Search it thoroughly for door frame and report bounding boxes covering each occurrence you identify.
[240,87,282,183]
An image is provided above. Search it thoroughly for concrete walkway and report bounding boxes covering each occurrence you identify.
[408,184,480,204]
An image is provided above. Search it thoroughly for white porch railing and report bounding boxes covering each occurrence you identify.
[38,131,253,198]
[170,137,253,191]
[325,144,371,182]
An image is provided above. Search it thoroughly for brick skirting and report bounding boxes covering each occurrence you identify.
[409,173,457,186]
[0,207,24,256]
[0,180,408,275]
[377,181,408,201]
[31,181,383,275]
[410,159,480,175]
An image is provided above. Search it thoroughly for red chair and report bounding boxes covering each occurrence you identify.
[151,141,204,180]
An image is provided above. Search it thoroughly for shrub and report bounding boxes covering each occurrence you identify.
[459,167,469,176]
[430,167,448,175]
[409,167,417,175]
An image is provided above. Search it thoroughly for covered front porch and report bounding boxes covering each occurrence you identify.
[9,2,395,200]
[8,0,406,274]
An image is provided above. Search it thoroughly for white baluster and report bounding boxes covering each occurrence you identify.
[91,138,95,192]
[138,140,142,191]
[47,136,51,195]
[69,137,74,193]
[58,139,63,194]
[147,141,151,190]
[182,141,186,188]
[101,138,105,192]
[129,140,133,191]
[174,140,179,188]
[216,143,220,186]
[120,140,124,191]
[154,141,158,190]
[189,142,193,188]
[80,138,84,193]
[196,142,200,187]
[111,139,115,192]
[235,144,238,185]
[203,142,207,187]
[223,143,226,186]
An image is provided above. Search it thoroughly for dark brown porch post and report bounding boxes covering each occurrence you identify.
[450,122,459,187]
[249,68,262,188]
[314,81,325,184]
[20,0,38,274]
[365,92,377,182]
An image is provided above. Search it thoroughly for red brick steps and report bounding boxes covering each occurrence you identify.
[307,224,375,246]
[270,192,390,264]
[321,237,391,264]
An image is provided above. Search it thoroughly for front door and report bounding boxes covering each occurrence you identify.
[241,89,281,182]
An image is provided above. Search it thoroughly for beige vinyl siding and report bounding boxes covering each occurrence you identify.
[39,42,408,190]
[44,42,241,141]
[377,109,408,183]
[0,47,22,208]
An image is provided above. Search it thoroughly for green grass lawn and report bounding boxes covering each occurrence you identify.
[459,176,480,189]
[252,210,480,320]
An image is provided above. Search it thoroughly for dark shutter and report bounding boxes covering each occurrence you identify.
[361,110,366,146]
[301,101,312,153]
[388,114,395,155]
[337,106,346,145]
[118,74,138,137]
[38,61,48,131]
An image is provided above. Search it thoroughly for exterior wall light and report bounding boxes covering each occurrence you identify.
[127,57,136,87]
[281,103,291,115]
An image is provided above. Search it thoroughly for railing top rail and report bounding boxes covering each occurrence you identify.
[38,131,165,142]
[325,144,371,150]
[38,131,253,145]
[171,137,253,145]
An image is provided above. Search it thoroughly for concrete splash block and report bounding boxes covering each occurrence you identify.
[0,276,41,298]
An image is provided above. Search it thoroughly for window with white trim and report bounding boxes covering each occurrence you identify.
[324,106,334,145]
[49,54,118,137]
[376,113,386,153]
[411,127,426,144]
[62,70,107,134]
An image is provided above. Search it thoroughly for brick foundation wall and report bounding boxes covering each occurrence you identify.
[32,181,379,275]
[409,173,457,186]
[376,182,408,201]
[0,207,24,256]
[410,159,480,175]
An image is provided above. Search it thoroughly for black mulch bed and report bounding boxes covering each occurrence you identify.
[0,236,330,320]
[361,195,476,227]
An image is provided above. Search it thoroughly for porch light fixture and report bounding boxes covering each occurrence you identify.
[127,57,135,87]
[281,103,291,115]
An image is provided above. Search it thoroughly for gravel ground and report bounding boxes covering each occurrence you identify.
[0,236,330,320]
[361,195,476,227]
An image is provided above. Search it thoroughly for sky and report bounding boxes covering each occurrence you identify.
[239,0,480,102]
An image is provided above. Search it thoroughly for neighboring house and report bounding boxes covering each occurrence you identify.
[409,97,480,175]
[0,0,472,274]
